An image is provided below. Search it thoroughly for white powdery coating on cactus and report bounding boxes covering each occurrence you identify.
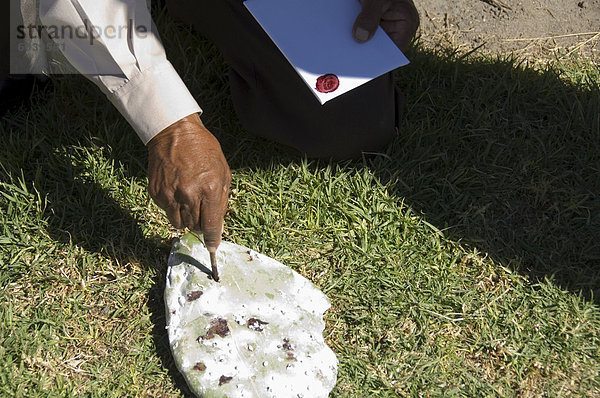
[165,234,338,398]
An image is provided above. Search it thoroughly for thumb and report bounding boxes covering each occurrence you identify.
[353,0,391,43]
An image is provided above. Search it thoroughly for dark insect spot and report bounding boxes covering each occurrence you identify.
[247,318,269,332]
[282,338,294,351]
[219,375,233,386]
[286,352,297,361]
[187,290,203,301]
[193,362,206,371]
[198,318,230,340]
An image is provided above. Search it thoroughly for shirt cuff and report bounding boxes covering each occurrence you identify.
[106,61,202,145]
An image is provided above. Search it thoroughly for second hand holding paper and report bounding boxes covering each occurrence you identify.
[244,0,410,104]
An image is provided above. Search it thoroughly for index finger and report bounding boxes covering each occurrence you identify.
[200,186,228,251]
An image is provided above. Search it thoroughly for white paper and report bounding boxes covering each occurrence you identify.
[244,0,410,104]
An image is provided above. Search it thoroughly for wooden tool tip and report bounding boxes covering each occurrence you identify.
[209,251,219,282]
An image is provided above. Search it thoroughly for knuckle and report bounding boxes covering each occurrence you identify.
[178,186,196,202]
[203,179,221,197]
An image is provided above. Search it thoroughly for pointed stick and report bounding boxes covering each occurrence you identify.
[209,249,219,282]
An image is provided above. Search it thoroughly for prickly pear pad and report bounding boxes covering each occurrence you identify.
[165,233,338,398]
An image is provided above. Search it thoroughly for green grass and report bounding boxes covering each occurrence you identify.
[1,10,599,397]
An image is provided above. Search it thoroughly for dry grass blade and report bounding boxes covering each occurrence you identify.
[504,31,600,42]
[480,0,512,11]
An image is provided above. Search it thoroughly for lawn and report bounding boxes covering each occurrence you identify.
[1,9,599,398]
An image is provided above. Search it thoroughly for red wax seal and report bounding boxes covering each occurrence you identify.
[315,74,339,93]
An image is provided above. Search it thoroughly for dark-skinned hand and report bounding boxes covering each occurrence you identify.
[353,0,420,51]
[147,113,231,251]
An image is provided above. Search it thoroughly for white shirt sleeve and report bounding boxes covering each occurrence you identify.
[38,0,202,144]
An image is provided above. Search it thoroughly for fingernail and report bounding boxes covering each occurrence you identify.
[354,27,370,42]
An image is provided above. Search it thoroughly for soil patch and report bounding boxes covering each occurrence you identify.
[416,0,600,60]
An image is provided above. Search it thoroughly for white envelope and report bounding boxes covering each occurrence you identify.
[244,0,410,104]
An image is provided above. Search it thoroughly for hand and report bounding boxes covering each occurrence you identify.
[353,0,420,51]
[147,114,231,250]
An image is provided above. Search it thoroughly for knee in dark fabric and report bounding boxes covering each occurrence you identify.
[290,110,398,159]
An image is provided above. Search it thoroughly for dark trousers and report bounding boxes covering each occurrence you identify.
[167,0,402,159]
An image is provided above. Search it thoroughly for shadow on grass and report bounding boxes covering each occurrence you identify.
[217,47,600,299]
[0,78,196,396]
[379,49,600,298]
[43,181,195,398]
[41,181,194,397]
[0,30,597,396]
